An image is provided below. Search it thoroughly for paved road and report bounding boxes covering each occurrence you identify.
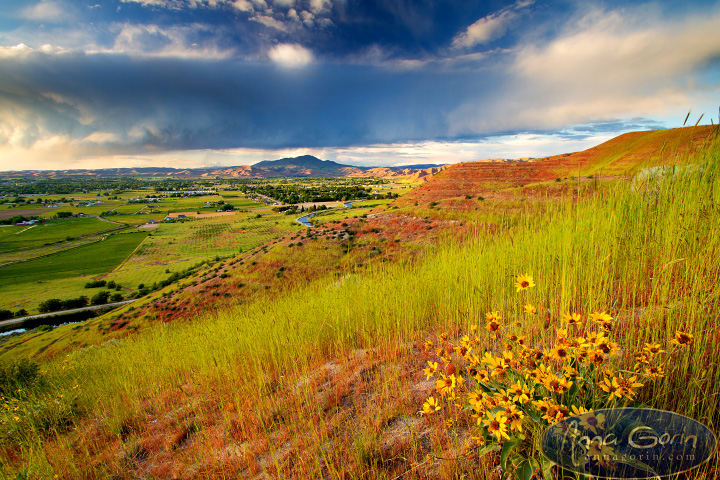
[0,299,137,329]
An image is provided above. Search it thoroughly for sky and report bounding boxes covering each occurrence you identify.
[0,0,719,170]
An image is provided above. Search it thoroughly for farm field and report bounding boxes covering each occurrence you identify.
[105,210,300,288]
[0,217,120,253]
[0,232,148,313]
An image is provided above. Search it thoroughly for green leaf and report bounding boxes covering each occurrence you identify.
[517,459,539,480]
[500,438,521,472]
[477,444,501,458]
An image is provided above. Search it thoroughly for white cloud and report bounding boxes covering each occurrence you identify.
[452,10,515,48]
[110,23,234,59]
[20,1,69,22]
[250,14,289,32]
[309,0,331,14]
[452,0,532,48]
[448,6,720,135]
[231,0,254,12]
[515,9,720,87]
[268,43,313,68]
[299,9,315,27]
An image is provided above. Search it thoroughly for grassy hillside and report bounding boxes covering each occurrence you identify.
[1,126,718,478]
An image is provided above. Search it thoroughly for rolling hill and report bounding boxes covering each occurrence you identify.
[0,155,446,180]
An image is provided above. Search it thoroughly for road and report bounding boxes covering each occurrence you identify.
[0,299,137,329]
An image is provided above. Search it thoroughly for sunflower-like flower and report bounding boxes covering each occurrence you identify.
[533,399,551,416]
[579,411,605,433]
[544,374,573,394]
[570,405,588,416]
[482,411,511,441]
[587,349,606,365]
[423,396,441,414]
[454,344,471,358]
[550,344,571,362]
[468,390,484,410]
[590,311,613,331]
[509,382,533,404]
[563,365,581,379]
[542,402,569,423]
[423,361,439,380]
[645,365,665,380]
[643,342,665,357]
[524,304,537,315]
[563,312,583,326]
[494,389,513,406]
[503,405,525,432]
[436,374,457,397]
[670,331,694,347]
[486,319,502,333]
[515,274,535,292]
[598,376,623,400]
[617,374,644,400]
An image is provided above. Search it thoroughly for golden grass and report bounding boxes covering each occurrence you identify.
[1,127,718,478]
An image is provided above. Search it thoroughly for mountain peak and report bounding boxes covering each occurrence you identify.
[254,155,337,168]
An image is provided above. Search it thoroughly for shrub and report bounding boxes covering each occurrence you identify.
[38,299,63,313]
[84,280,107,289]
[0,309,13,321]
[91,291,110,305]
[61,296,88,310]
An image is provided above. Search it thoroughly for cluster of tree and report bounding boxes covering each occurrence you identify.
[0,215,39,226]
[241,184,374,204]
[85,280,122,290]
[0,309,28,321]
[0,178,142,196]
[54,211,74,219]
[37,291,124,314]
[272,204,329,215]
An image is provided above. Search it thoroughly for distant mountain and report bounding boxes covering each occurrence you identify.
[0,155,447,180]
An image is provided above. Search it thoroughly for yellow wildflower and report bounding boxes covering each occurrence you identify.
[423,361,438,380]
[515,274,535,292]
[482,411,510,441]
[643,343,665,356]
[562,312,583,326]
[670,331,694,347]
[436,374,456,397]
[423,397,441,414]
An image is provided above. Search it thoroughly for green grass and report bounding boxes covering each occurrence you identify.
[0,217,118,253]
[1,131,719,478]
[0,232,147,290]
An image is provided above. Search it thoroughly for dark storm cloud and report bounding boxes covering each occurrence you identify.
[0,50,504,152]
